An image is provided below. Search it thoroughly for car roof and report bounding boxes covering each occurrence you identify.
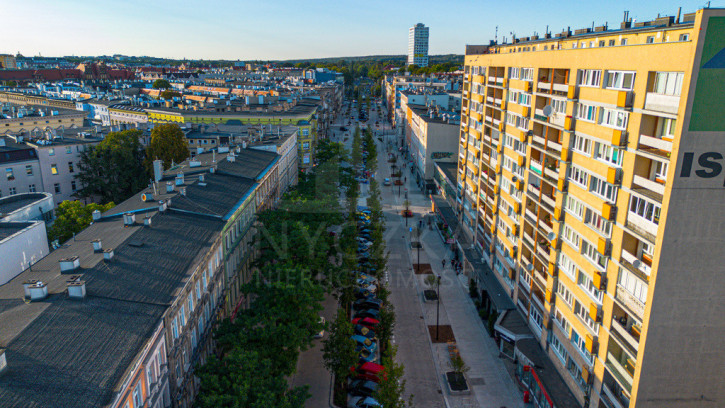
[359,362,384,372]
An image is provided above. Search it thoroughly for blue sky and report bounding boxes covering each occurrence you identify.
[0,0,716,60]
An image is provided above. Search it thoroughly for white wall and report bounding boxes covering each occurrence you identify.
[0,222,48,285]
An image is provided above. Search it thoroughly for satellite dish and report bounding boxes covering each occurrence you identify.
[526,263,534,272]
[542,105,553,117]
[547,232,556,240]
[632,259,642,268]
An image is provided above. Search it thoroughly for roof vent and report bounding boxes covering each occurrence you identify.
[210,167,216,173]
[59,256,80,272]
[143,216,152,227]
[66,275,86,299]
[27,281,48,301]
[141,193,154,202]
[22,279,39,298]
[91,239,102,252]
[103,248,114,262]
[92,210,101,221]
[166,182,174,193]
[227,155,236,162]
[180,187,187,196]
[158,200,167,212]
[189,160,201,168]
[175,173,185,186]
[199,174,205,182]
[123,212,136,226]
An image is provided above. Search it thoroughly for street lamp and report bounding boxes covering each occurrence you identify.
[436,274,441,341]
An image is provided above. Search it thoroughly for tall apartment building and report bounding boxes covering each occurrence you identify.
[458,8,725,408]
[408,23,429,67]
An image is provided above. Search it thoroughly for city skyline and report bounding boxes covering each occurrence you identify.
[1,0,709,60]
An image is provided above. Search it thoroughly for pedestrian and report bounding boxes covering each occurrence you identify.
[442,259,446,269]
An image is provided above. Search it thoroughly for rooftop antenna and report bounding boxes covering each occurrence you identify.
[495,26,499,43]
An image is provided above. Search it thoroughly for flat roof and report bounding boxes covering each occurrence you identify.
[0,222,34,241]
[0,193,48,216]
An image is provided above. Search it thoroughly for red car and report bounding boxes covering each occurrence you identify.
[352,317,380,330]
[352,362,386,383]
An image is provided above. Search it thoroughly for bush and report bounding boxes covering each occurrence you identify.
[469,279,478,298]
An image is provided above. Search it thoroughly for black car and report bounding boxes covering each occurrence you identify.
[353,298,383,311]
[353,324,377,339]
[354,288,375,300]
[349,379,379,398]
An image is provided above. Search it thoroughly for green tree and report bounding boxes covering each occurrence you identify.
[144,123,189,173]
[377,302,396,354]
[75,129,148,204]
[322,309,359,384]
[374,345,413,408]
[47,200,115,243]
[160,90,181,99]
[152,79,171,89]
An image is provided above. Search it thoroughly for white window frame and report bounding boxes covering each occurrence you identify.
[578,69,602,87]
[604,70,636,90]
[599,108,629,130]
[576,103,597,122]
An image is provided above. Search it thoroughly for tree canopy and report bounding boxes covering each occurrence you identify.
[75,129,148,204]
[47,200,115,243]
[144,123,189,173]
[152,79,171,89]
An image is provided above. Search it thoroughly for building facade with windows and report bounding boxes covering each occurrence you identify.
[408,23,430,67]
[458,8,725,408]
[0,137,43,199]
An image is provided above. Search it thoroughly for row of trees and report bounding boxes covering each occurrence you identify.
[194,135,352,407]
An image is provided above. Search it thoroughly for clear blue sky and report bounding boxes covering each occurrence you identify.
[1,0,716,60]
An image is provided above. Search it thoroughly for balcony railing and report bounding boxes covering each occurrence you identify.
[615,284,646,318]
[632,174,665,197]
[644,92,680,115]
[620,248,652,277]
[611,317,640,355]
[606,352,634,393]
[638,134,673,152]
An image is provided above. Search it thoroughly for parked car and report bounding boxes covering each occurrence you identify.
[354,324,377,339]
[348,379,379,398]
[348,396,381,408]
[353,297,383,310]
[354,288,375,300]
[354,309,380,320]
[352,362,386,383]
[352,317,380,329]
[352,335,378,354]
[383,178,391,186]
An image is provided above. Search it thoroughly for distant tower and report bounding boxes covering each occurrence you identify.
[408,23,429,67]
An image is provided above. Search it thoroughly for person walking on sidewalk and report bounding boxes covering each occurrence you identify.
[442,259,446,269]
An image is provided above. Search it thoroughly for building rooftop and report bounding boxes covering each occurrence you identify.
[434,161,458,186]
[0,193,48,217]
[0,137,37,164]
[0,222,33,241]
[215,148,279,181]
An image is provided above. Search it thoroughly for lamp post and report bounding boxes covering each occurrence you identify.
[436,274,441,341]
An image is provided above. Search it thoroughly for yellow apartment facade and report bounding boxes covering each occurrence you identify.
[458,8,725,408]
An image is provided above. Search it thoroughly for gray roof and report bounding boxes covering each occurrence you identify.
[0,193,48,217]
[173,173,256,219]
[0,222,33,241]
[434,161,458,186]
[216,148,279,180]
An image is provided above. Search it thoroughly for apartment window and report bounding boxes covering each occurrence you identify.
[68,162,74,173]
[581,239,607,270]
[608,39,615,46]
[578,69,602,87]
[551,99,567,114]
[653,71,684,96]
[196,281,201,300]
[554,308,572,335]
[581,42,586,48]
[572,42,578,49]
[53,183,61,194]
[629,195,661,225]
[679,33,690,41]
[51,164,58,175]
[48,148,55,156]
[599,108,629,129]
[572,133,592,155]
[188,292,194,312]
[578,270,603,303]
[65,146,72,154]
[564,195,585,219]
[179,305,186,327]
[599,40,606,47]
[571,330,595,365]
[558,252,578,281]
[519,93,531,106]
[71,181,77,191]
[656,117,677,139]
[589,175,617,202]
[133,382,143,408]
[569,166,589,188]
[653,160,668,182]
[556,281,574,307]
[550,334,569,364]
[562,225,581,249]
[530,306,544,331]
[620,38,628,45]
[585,209,612,236]
[593,143,623,166]
[9,187,16,195]
[604,71,635,90]
[509,67,520,79]
[191,328,198,350]
[521,68,534,80]
[172,318,179,339]
[618,267,648,304]
[508,90,519,103]
[5,168,13,181]
[29,184,36,192]
[576,103,597,122]
[646,36,655,44]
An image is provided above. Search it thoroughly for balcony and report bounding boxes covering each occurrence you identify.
[601,381,628,408]
[638,134,673,153]
[644,92,680,115]
[611,317,641,355]
[620,248,652,277]
[626,210,659,238]
[615,284,646,318]
[529,159,543,175]
[606,351,634,394]
[632,174,665,197]
[541,193,556,212]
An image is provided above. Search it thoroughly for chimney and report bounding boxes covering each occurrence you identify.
[59,256,80,272]
[175,173,185,185]
[92,209,101,221]
[143,216,152,227]
[91,239,102,252]
[123,212,136,226]
[199,174,205,182]
[22,279,39,298]
[166,182,174,193]
[27,281,48,301]
[153,159,163,182]
[158,200,167,212]
[103,248,114,262]
[67,276,86,299]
